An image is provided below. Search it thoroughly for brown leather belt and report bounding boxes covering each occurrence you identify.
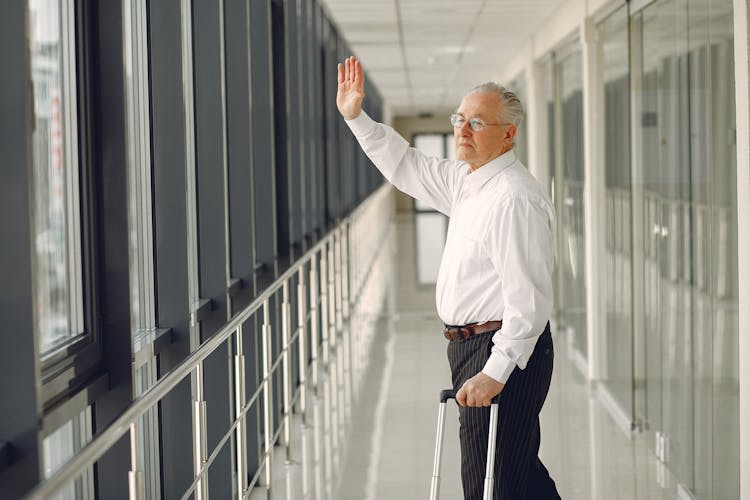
[443,320,503,341]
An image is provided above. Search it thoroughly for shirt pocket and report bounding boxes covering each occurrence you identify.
[451,225,486,292]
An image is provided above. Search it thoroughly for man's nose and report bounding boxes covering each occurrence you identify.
[459,121,473,135]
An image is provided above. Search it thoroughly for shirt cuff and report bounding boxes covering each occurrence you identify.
[482,351,517,384]
[345,110,376,137]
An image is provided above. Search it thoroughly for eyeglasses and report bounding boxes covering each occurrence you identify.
[449,113,506,132]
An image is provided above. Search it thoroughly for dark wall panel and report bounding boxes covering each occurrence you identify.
[90,2,133,498]
[273,0,291,264]
[149,0,192,496]
[283,0,304,256]
[226,0,255,311]
[0,2,40,496]
[192,1,232,497]
[250,0,278,291]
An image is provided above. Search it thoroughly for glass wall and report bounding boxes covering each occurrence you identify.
[632,0,739,497]
[525,1,740,496]
[599,4,633,422]
[556,42,587,363]
[681,2,739,497]
[535,42,587,366]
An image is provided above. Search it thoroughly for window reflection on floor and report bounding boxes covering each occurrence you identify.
[414,212,447,284]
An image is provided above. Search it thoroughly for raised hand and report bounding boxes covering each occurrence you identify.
[336,56,365,120]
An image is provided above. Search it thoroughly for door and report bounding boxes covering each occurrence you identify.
[634,0,695,491]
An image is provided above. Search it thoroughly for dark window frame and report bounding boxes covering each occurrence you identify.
[36,0,104,418]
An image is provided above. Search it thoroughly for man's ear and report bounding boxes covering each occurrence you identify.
[505,124,518,143]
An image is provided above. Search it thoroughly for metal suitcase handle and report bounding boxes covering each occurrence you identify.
[430,389,500,500]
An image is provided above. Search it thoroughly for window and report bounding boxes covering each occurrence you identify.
[30,0,102,415]
[29,0,85,356]
[413,133,453,211]
[42,407,93,500]
[412,133,450,284]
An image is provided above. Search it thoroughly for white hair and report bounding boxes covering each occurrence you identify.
[467,82,524,126]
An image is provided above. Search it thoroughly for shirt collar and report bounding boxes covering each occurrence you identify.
[462,149,517,193]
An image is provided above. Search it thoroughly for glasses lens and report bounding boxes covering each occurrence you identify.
[450,114,464,127]
[469,118,484,131]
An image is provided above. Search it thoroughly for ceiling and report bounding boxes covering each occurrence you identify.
[320,0,567,116]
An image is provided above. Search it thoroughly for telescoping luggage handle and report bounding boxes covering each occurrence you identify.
[429,389,500,500]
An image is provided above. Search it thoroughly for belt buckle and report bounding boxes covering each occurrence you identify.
[461,325,474,339]
[444,325,460,341]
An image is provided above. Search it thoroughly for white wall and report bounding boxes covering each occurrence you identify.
[733,0,750,496]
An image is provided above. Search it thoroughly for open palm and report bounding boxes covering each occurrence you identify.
[336,56,365,120]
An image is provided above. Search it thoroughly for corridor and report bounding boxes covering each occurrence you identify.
[252,211,687,500]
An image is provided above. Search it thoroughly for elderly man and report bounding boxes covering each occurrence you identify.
[336,56,560,499]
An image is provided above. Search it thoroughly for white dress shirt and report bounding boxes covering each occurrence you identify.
[346,111,556,384]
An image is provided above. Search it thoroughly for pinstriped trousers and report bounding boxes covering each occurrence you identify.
[447,323,560,500]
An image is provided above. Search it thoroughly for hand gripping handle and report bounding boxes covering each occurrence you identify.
[440,388,500,404]
[431,389,501,500]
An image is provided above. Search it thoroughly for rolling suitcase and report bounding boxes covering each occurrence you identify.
[429,389,500,500]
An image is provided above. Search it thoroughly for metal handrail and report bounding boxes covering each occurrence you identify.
[26,183,392,499]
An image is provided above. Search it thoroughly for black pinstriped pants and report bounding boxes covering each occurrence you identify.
[447,323,560,500]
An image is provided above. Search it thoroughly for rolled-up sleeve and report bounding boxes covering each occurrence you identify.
[481,195,555,383]
[345,111,461,215]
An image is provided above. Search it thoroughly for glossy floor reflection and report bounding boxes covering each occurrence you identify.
[250,213,685,500]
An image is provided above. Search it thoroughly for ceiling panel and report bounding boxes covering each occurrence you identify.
[321,0,567,115]
[352,43,404,69]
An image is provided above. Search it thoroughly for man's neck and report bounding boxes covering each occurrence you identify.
[468,147,513,172]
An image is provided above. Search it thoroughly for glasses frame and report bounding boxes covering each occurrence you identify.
[449,113,509,132]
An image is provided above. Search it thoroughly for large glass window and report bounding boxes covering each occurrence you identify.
[29,0,84,355]
[632,0,739,497]
[556,43,587,364]
[412,133,450,284]
[413,133,453,212]
[599,5,633,422]
[539,42,587,366]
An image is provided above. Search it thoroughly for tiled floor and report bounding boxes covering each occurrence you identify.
[250,213,688,500]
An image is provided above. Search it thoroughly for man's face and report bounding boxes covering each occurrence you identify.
[453,92,516,171]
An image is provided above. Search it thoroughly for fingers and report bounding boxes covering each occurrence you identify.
[456,385,467,407]
[338,56,363,86]
[354,58,363,89]
[458,379,494,407]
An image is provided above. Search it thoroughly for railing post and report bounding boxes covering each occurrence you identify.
[192,363,208,500]
[128,422,143,500]
[233,325,247,499]
[262,300,274,494]
[282,281,292,462]
[330,243,341,479]
[328,239,336,347]
[341,223,353,423]
[320,246,330,366]
[334,228,343,332]
[310,255,320,393]
[342,222,350,321]
[297,266,308,425]
[352,216,362,303]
